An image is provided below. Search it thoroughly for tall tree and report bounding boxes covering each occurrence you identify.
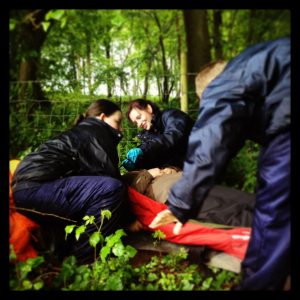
[183,10,211,95]
[10,10,52,111]
[213,10,223,60]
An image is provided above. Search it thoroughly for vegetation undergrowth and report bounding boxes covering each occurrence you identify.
[9,210,241,291]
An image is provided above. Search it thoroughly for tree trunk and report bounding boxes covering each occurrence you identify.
[183,9,211,95]
[247,10,257,45]
[143,59,152,99]
[86,32,92,95]
[153,12,170,103]
[213,10,223,60]
[180,51,188,113]
[17,9,52,111]
[104,42,112,98]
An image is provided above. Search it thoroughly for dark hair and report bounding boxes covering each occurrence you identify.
[126,99,160,122]
[74,99,121,125]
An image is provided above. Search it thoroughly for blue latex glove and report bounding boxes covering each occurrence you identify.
[122,159,136,171]
[127,148,143,163]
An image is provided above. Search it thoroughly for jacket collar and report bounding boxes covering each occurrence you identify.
[149,110,162,133]
[81,117,123,144]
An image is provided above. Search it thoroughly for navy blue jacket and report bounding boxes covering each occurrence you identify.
[135,109,194,169]
[12,117,123,192]
[168,37,290,223]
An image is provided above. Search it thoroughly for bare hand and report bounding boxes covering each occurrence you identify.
[149,209,183,235]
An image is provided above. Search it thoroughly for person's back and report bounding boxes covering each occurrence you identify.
[149,37,290,290]
[201,37,290,145]
[12,117,121,192]
[12,99,128,264]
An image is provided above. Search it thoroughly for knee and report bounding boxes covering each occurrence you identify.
[107,178,126,196]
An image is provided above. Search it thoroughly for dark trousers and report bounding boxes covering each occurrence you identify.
[13,175,128,264]
[240,131,290,290]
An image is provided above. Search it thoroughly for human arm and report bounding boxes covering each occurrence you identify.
[163,67,257,224]
[149,209,183,235]
[140,110,193,157]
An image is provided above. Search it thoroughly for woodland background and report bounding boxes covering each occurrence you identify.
[8,9,290,291]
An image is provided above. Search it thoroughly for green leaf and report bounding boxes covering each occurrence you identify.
[22,279,33,290]
[27,256,44,269]
[9,19,17,31]
[65,225,76,239]
[83,215,95,225]
[41,21,51,32]
[112,242,125,257]
[125,245,137,258]
[9,244,17,261]
[100,245,111,262]
[105,274,123,290]
[61,17,67,28]
[45,10,65,21]
[33,281,44,290]
[105,229,126,248]
[152,229,166,241]
[202,277,213,290]
[89,231,101,248]
[147,272,158,282]
[101,209,112,221]
[75,225,86,240]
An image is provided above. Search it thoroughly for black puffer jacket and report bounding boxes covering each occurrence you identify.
[12,117,122,192]
[135,109,194,169]
[168,37,290,223]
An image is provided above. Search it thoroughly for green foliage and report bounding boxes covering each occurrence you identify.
[10,213,240,291]
[219,141,259,193]
[152,230,166,247]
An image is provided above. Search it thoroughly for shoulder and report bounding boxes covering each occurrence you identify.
[162,109,188,119]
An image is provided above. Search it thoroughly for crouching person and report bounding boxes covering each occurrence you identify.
[12,99,128,265]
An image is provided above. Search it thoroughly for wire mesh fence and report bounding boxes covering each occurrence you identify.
[9,79,200,159]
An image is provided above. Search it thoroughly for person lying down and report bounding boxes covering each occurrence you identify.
[122,167,255,232]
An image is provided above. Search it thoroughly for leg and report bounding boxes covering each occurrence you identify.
[239,132,290,290]
[14,176,128,264]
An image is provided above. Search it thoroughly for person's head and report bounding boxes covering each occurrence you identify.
[75,99,122,131]
[161,166,180,175]
[126,99,160,130]
[195,60,227,99]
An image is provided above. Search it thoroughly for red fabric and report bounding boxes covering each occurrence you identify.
[9,161,39,262]
[128,186,251,260]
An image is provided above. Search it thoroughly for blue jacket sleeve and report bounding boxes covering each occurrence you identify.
[168,37,290,223]
[139,110,193,161]
[167,72,255,223]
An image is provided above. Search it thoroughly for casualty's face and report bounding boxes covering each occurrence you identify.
[129,105,153,130]
[161,168,178,175]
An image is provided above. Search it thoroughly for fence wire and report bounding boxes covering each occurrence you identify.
[9,79,200,158]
